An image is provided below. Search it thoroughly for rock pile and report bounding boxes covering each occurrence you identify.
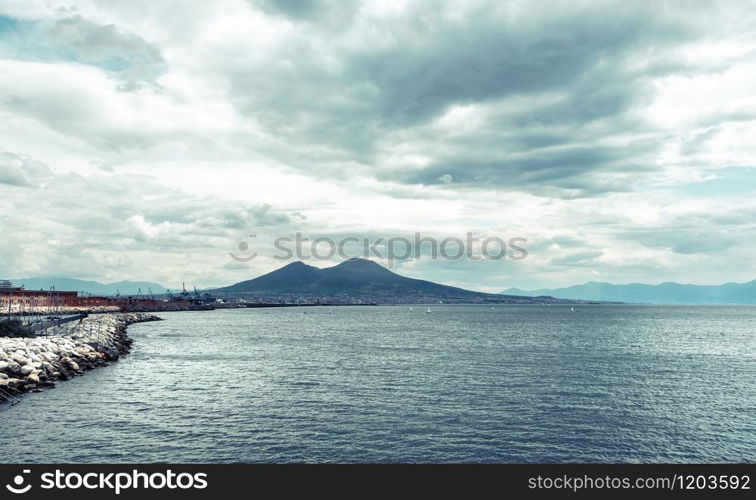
[0,313,160,401]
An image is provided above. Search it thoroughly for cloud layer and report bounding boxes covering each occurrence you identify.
[0,0,755,290]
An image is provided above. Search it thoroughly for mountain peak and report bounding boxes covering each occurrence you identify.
[334,258,394,274]
[281,261,312,269]
[337,257,378,266]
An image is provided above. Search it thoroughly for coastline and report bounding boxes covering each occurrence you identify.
[0,312,161,402]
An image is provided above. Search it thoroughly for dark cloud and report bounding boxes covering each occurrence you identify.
[625,228,742,255]
[48,15,167,90]
[0,14,166,90]
[0,152,52,187]
[389,140,659,197]
[0,164,33,187]
[253,0,325,21]
[348,6,675,125]
[223,1,730,197]
[250,0,359,24]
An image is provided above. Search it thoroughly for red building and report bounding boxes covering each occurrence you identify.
[0,281,192,313]
[0,287,79,310]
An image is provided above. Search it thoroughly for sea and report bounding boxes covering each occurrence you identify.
[1,305,754,463]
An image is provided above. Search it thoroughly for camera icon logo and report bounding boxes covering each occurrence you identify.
[229,235,258,262]
[6,470,32,494]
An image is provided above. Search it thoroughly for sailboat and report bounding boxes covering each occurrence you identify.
[409,307,414,312]
[570,306,575,312]
[426,308,431,313]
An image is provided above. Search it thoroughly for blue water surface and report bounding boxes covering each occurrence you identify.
[1,305,754,463]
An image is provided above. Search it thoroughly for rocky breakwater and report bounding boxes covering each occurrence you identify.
[0,313,161,402]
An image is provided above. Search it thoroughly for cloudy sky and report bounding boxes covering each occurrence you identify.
[1,0,755,292]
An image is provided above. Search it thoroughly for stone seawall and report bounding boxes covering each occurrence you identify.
[0,313,161,402]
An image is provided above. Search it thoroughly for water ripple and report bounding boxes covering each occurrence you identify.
[1,305,754,463]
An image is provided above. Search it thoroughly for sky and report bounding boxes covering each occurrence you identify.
[0,0,755,292]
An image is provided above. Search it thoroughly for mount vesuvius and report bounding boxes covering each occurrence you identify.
[213,258,577,304]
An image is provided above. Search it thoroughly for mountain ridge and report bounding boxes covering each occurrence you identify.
[8,278,168,296]
[504,279,756,304]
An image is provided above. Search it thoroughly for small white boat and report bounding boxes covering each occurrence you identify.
[571,306,576,312]
[426,308,431,313]
[409,307,414,312]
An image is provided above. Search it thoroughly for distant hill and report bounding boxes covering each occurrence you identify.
[11,278,168,296]
[504,280,756,305]
[213,258,571,304]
